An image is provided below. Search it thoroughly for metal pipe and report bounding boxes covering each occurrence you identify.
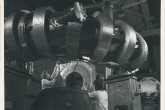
[84,0,146,12]
[102,1,114,20]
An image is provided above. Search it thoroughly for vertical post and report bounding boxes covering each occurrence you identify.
[105,67,112,90]
[102,1,114,21]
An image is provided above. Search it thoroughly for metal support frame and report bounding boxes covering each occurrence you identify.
[139,29,160,37]
[138,0,153,29]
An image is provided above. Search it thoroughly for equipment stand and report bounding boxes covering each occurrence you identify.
[105,74,142,110]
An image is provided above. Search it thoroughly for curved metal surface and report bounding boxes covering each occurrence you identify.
[140,77,160,99]
[128,32,148,71]
[32,6,55,57]
[74,2,87,22]
[93,14,114,62]
[18,11,30,48]
[56,61,95,90]
[66,22,82,59]
[115,20,136,65]
[5,11,25,55]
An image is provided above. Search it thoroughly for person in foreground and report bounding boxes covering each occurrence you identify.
[88,76,108,110]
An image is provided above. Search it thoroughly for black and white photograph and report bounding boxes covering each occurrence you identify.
[0,0,164,110]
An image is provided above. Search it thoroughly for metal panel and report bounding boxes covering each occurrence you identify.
[106,76,142,110]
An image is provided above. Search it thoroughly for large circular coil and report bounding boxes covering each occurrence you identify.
[5,11,25,56]
[55,61,96,90]
[92,13,114,62]
[31,6,55,57]
[115,20,137,65]
[18,11,30,49]
[127,32,148,71]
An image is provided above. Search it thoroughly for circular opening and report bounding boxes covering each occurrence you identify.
[66,72,83,90]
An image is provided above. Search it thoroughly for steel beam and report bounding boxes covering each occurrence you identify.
[139,29,160,37]
[139,0,153,29]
